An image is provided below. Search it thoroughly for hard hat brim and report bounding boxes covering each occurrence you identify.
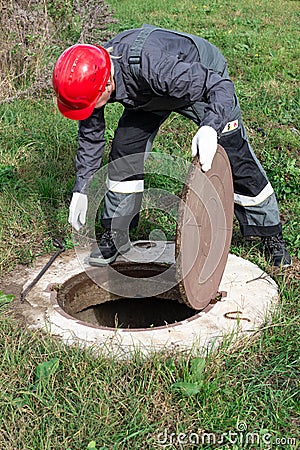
[57,99,96,121]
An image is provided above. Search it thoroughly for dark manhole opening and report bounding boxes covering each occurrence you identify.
[56,263,198,330]
[91,297,195,329]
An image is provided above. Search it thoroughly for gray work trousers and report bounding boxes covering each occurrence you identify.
[101,101,281,237]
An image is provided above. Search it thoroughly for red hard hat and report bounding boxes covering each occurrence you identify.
[52,44,111,120]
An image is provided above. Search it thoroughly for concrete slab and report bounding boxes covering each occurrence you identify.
[13,242,278,358]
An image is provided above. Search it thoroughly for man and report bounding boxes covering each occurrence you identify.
[52,24,291,268]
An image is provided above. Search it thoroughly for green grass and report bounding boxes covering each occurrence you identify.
[0,0,299,448]
[0,304,299,449]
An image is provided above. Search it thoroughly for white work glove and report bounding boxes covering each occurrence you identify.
[191,125,218,172]
[68,192,88,231]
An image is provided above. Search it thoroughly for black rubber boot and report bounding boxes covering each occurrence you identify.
[262,233,292,267]
[89,230,130,266]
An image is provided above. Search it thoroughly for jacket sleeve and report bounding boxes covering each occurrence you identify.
[146,55,235,134]
[73,107,106,194]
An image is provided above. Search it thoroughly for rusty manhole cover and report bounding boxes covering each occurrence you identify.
[176,145,234,310]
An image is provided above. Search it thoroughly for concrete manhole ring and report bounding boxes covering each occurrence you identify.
[12,242,279,358]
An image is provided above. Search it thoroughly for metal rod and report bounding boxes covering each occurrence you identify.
[20,239,65,302]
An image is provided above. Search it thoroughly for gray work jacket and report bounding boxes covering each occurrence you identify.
[74,26,235,193]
